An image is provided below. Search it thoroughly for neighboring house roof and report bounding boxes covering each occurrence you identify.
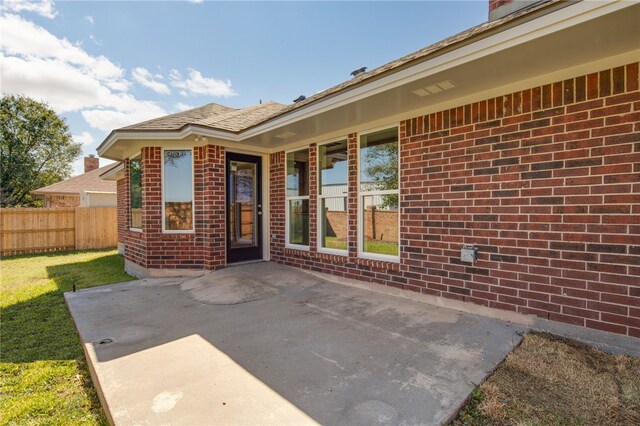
[108,0,559,136]
[32,164,118,196]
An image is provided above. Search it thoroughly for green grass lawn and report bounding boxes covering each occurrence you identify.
[0,249,134,425]
[323,236,348,251]
[322,237,399,256]
[363,240,399,256]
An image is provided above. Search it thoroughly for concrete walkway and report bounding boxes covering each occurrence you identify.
[66,262,525,425]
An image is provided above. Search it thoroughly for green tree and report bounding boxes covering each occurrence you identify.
[0,95,82,206]
[362,141,398,209]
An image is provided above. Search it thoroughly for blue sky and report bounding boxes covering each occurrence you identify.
[1,0,487,175]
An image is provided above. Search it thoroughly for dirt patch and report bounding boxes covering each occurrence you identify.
[452,332,640,425]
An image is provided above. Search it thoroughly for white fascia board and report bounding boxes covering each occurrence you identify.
[186,125,241,141]
[97,126,240,157]
[241,0,631,138]
[83,191,117,194]
[99,162,124,181]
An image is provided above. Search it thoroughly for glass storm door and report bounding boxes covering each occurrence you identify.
[226,153,262,263]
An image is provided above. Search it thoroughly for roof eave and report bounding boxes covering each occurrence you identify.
[99,162,125,181]
[31,190,80,196]
[97,124,243,158]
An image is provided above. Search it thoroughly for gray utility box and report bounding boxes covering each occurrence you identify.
[461,246,478,264]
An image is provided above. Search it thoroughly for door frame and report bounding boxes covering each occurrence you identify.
[226,152,264,263]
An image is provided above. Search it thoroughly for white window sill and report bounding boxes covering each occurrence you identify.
[318,247,348,257]
[162,230,195,234]
[285,244,310,251]
[358,252,400,263]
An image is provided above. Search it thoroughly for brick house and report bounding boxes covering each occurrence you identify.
[98,0,640,338]
[31,156,117,208]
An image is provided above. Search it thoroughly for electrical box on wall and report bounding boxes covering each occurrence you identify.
[461,245,478,264]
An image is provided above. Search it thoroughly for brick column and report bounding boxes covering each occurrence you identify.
[193,146,206,264]
[203,145,226,269]
[309,144,318,252]
[117,159,130,242]
[269,152,286,261]
[347,133,359,259]
[142,147,162,240]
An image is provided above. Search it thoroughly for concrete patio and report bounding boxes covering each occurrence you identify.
[65,262,526,425]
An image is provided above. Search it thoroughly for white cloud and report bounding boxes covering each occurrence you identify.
[73,131,95,146]
[132,67,171,94]
[85,15,94,25]
[187,0,204,4]
[81,102,166,132]
[0,14,167,132]
[0,14,127,85]
[170,69,236,98]
[1,0,57,19]
[174,102,196,112]
[2,53,113,112]
[169,69,182,80]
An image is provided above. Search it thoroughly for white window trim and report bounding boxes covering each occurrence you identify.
[317,138,349,256]
[357,125,401,263]
[129,154,143,232]
[284,147,311,250]
[161,147,195,234]
[285,197,310,251]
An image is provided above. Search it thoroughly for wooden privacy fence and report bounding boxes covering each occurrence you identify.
[0,207,117,256]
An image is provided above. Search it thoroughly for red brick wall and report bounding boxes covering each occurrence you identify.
[119,145,226,272]
[202,145,226,270]
[269,152,286,262]
[271,62,640,338]
[118,159,148,267]
[44,194,80,208]
[347,133,359,259]
[309,145,318,252]
[399,63,639,337]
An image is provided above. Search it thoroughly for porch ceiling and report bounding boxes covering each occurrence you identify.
[100,1,639,161]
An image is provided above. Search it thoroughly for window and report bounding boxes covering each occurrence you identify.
[129,157,142,230]
[318,140,348,253]
[359,128,399,258]
[163,149,193,232]
[286,149,309,247]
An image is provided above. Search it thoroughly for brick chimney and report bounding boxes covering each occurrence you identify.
[489,0,543,21]
[84,155,99,173]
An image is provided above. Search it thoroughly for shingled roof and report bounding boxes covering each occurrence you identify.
[122,101,286,133]
[114,0,559,135]
[32,164,118,195]
[122,103,236,131]
[196,101,286,132]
